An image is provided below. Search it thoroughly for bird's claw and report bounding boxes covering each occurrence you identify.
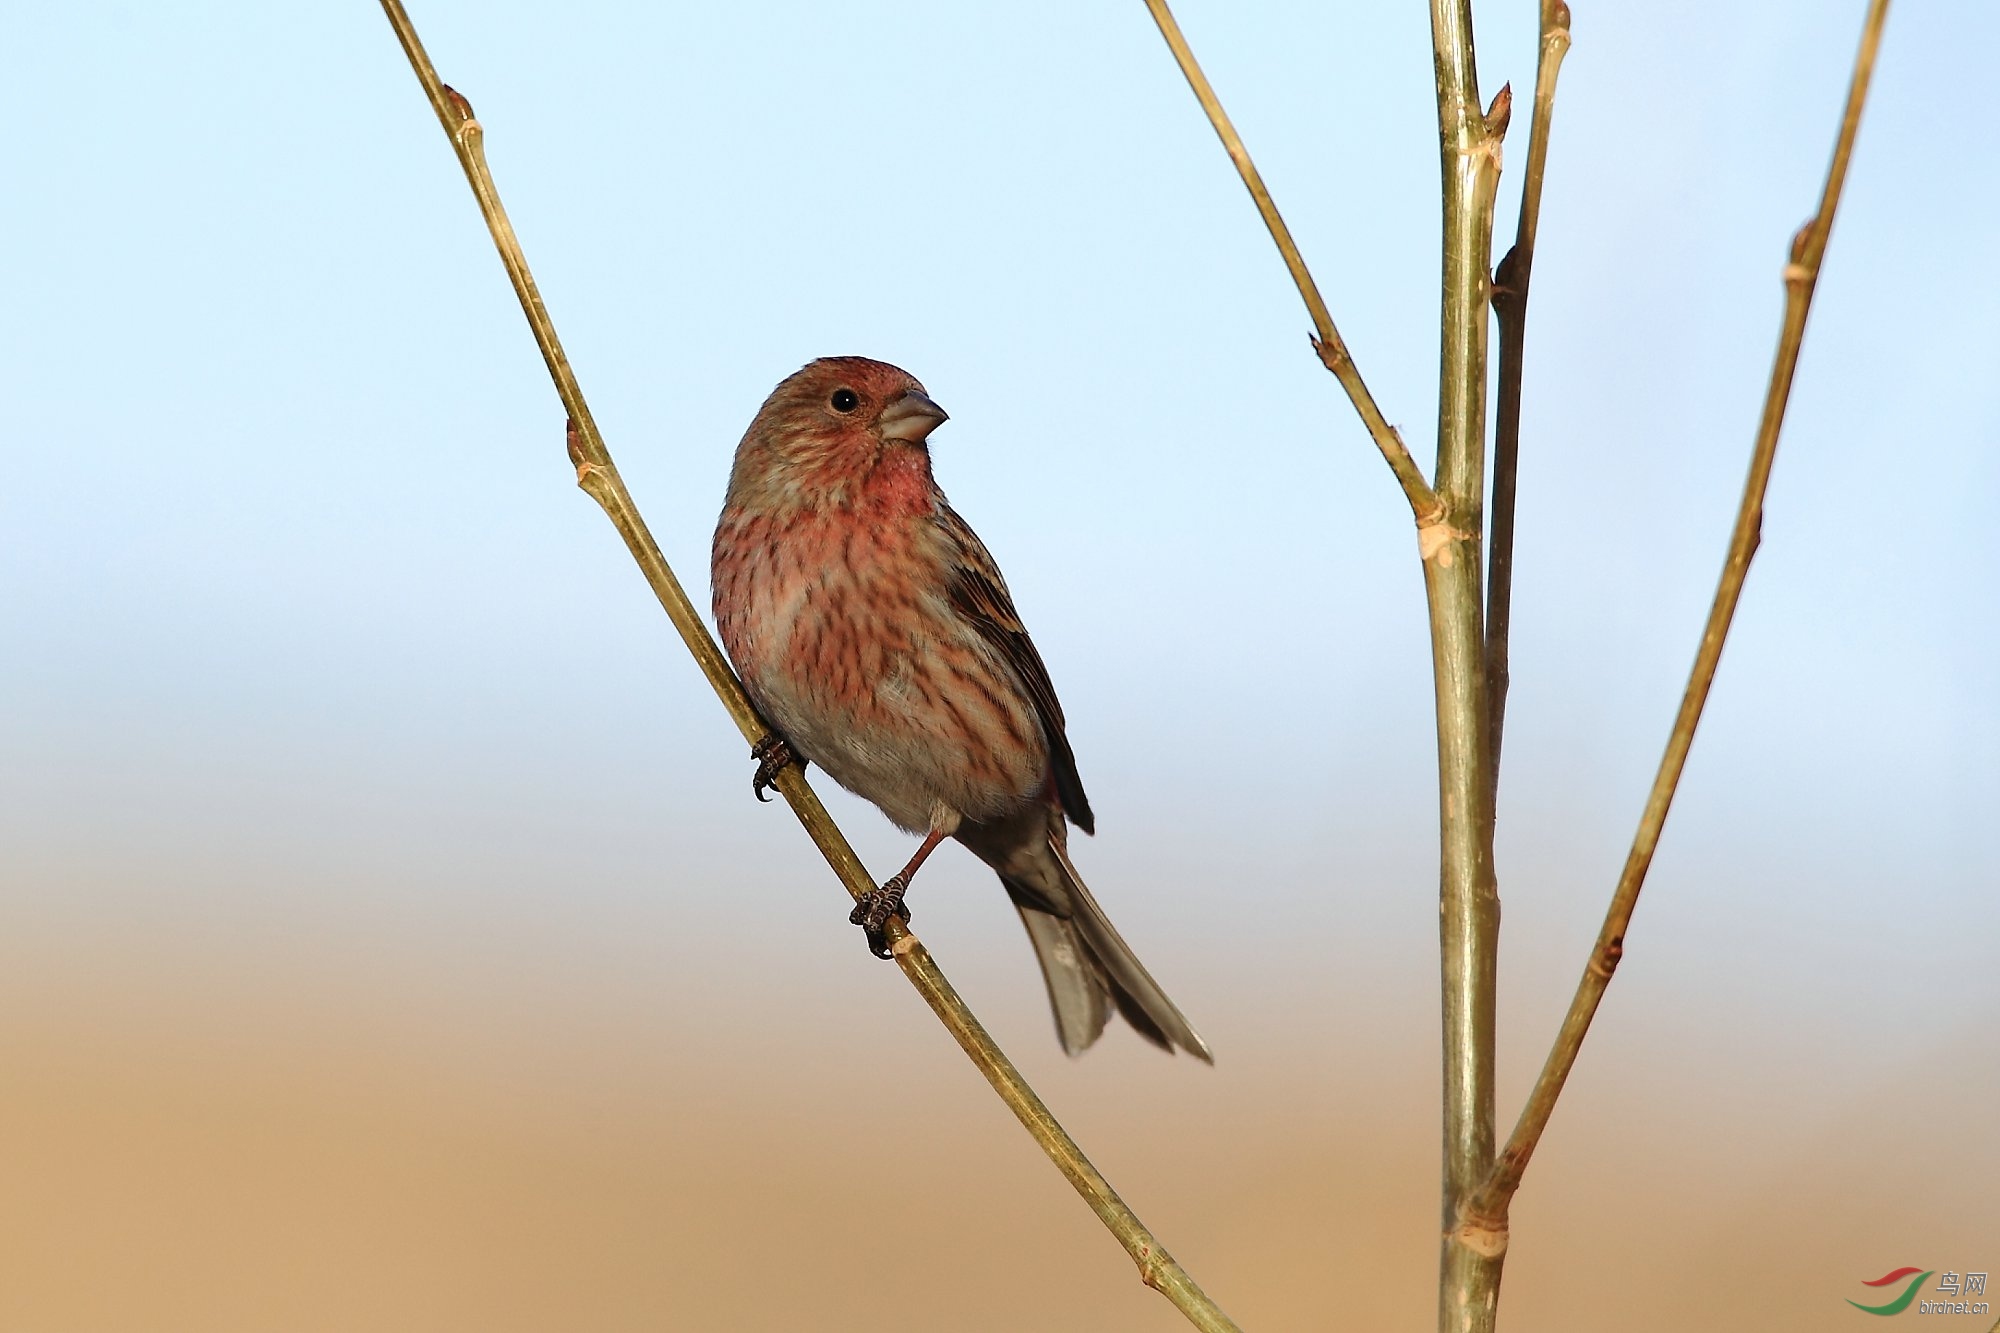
[750,733,797,803]
[849,875,913,959]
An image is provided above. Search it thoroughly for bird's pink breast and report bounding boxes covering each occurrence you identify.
[718,461,931,707]
[712,456,1045,832]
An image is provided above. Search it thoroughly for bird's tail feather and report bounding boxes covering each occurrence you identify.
[1005,837,1213,1063]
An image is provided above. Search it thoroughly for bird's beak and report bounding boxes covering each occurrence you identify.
[879,389,949,443]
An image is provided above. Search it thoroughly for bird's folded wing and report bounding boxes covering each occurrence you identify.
[937,504,1095,835]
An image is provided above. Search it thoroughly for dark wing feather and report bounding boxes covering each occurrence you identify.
[938,505,1095,834]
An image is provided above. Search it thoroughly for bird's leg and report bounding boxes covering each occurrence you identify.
[749,733,800,802]
[851,828,946,959]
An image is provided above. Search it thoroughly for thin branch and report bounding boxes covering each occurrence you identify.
[374,5,1240,1330]
[1141,0,1440,522]
[1426,1,1508,1328]
[1484,0,1571,804]
[1463,0,1893,1237]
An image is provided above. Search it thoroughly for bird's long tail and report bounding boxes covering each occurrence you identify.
[1004,837,1212,1063]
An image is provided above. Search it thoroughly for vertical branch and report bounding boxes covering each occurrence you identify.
[1425,2,1507,1331]
[376,5,1242,1330]
[1485,0,1572,800]
[1464,0,1893,1239]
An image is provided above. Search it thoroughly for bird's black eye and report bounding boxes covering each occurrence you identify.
[830,388,860,413]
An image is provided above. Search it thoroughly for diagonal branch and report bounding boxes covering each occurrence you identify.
[374,5,1240,1330]
[1463,0,1893,1237]
[1141,0,1440,522]
[1484,0,1571,802]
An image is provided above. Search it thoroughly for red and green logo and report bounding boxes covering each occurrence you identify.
[1847,1268,1934,1316]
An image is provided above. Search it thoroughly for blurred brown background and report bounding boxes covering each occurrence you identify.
[3,895,1991,1331]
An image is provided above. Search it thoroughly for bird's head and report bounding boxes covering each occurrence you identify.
[727,356,950,509]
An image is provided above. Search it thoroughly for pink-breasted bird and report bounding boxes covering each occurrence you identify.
[711,357,1211,1061]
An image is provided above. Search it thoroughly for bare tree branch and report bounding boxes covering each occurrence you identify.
[1141,0,1440,522]
[1426,3,1508,1327]
[1462,0,1893,1241]
[374,5,1241,1329]
[1485,0,1572,801]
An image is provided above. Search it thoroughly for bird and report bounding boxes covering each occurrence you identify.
[711,356,1211,1061]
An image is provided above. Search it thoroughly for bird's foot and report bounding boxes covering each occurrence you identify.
[849,876,914,959]
[750,733,798,802]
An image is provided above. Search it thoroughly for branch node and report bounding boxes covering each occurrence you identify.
[1545,0,1574,56]
[1789,221,1813,264]
[1783,223,1821,290]
[1451,1218,1510,1259]
[1309,332,1349,375]
[1492,245,1524,308]
[439,85,481,147]
[890,930,919,958]
[1586,935,1623,979]
[565,417,607,488]
[1418,515,1473,567]
[1136,1243,1165,1291]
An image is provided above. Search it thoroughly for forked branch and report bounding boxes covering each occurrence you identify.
[1141,0,1440,522]
[1462,0,1893,1236]
[375,4,1240,1330]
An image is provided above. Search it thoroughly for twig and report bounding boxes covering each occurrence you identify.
[1484,0,1571,804]
[374,5,1241,1330]
[1140,0,1440,522]
[1462,0,1892,1240]
[1425,2,1508,1329]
